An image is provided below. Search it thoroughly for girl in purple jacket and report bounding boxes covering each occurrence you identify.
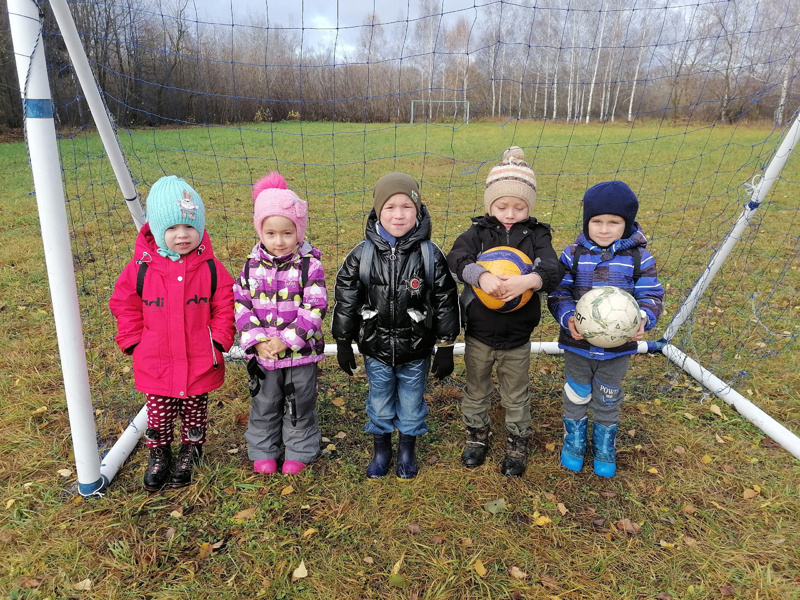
[234,173,328,475]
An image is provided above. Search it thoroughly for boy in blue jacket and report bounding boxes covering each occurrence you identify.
[548,181,664,477]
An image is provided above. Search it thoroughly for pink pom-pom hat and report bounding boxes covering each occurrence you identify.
[252,172,308,244]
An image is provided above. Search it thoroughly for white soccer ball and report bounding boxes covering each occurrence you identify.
[573,286,641,349]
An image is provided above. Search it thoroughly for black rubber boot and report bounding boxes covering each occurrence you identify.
[169,444,203,489]
[396,434,418,480]
[461,425,491,468]
[500,430,531,478]
[366,433,393,478]
[143,446,172,492]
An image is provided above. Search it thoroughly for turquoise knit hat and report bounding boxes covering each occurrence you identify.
[145,176,206,259]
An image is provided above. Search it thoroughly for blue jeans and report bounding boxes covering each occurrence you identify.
[364,356,430,436]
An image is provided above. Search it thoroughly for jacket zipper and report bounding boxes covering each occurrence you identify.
[208,326,219,369]
[390,245,397,365]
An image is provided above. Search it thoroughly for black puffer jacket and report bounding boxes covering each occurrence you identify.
[332,206,460,366]
[447,215,565,349]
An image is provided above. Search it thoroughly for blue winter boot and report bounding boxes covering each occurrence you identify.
[560,417,588,472]
[592,422,618,478]
[366,433,393,478]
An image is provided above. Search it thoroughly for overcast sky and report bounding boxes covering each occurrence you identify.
[189,0,487,55]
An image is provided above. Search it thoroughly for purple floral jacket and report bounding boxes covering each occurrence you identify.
[234,240,328,370]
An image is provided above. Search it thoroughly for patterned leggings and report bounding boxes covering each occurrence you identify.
[144,393,208,448]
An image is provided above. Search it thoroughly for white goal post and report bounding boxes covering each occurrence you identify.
[410,99,470,124]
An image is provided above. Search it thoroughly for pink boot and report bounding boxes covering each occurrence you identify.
[253,459,277,474]
[282,460,306,475]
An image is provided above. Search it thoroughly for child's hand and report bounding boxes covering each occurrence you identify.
[255,338,287,360]
[478,272,506,298]
[266,337,288,357]
[254,341,272,359]
[567,316,584,340]
[496,272,542,302]
[630,315,646,342]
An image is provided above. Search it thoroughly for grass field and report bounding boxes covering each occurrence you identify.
[1,120,799,599]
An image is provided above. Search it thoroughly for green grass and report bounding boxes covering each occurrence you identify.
[1,120,799,599]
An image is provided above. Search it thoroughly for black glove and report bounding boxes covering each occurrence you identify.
[431,345,454,379]
[336,340,357,376]
[246,356,265,397]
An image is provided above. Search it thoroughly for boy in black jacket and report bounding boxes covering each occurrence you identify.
[447,147,565,476]
[332,173,460,480]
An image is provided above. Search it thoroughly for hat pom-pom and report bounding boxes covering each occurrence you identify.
[253,172,287,201]
[502,146,526,162]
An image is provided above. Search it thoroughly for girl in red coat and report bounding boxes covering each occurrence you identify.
[110,176,235,492]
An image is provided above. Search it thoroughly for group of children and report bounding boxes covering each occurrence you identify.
[110,147,664,492]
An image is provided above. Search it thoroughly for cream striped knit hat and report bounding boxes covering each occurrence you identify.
[483,146,537,214]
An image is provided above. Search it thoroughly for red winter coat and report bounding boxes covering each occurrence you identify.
[110,223,235,398]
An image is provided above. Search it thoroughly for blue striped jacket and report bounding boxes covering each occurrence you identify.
[547,227,664,359]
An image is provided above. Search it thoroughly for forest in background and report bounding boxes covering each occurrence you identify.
[0,0,798,130]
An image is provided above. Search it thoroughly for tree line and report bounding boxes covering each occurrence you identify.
[0,0,798,130]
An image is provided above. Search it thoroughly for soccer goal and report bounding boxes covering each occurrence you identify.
[7,0,800,496]
[410,100,470,125]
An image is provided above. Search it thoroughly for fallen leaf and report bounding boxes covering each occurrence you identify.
[715,434,726,444]
[17,577,42,589]
[427,455,439,465]
[683,535,697,546]
[709,404,727,420]
[5,498,15,509]
[682,504,696,514]
[545,443,555,452]
[459,537,473,546]
[722,464,735,474]
[683,412,696,420]
[31,406,47,415]
[73,579,92,591]
[509,566,528,580]
[659,540,677,548]
[291,560,307,581]
[533,515,552,526]
[326,444,337,452]
[701,455,713,464]
[233,507,257,520]
[557,502,569,516]
[743,488,760,499]
[473,559,487,577]
[543,492,557,502]
[236,413,248,425]
[388,573,409,588]
[165,527,176,540]
[592,518,606,527]
[363,556,374,564]
[615,518,641,534]
[302,528,318,538]
[198,542,214,559]
[719,585,735,595]
[674,446,686,455]
[331,397,345,407]
[430,535,445,544]
[406,524,422,535]
[656,593,674,600]
[334,431,347,439]
[227,447,240,454]
[391,553,405,575]
[600,491,618,499]
[484,498,507,514]
[280,486,294,496]
[169,507,184,518]
[648,467,659,474]
[761,438,780,448]
[540,575,560,590]
[627,429,636,437]
[57,468,73,478]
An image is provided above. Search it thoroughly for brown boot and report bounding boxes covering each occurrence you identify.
[500,429,531,477]
[461,425,491,468]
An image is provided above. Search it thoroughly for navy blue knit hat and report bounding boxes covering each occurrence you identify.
[582,180,639,240]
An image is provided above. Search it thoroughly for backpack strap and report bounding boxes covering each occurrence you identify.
[136,262,149,297]
[420,240,435,289]
[206,259,217,298]
[570,244,642,283]
[300,255,310,288]
[358,239,375,289]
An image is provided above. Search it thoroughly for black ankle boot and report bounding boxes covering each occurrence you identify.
[366,433,393,478]
[169,444,202,488]
[143,446,172,492]
[396,434,418,480]
[500,430,531,478]
[461,425,491,468]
